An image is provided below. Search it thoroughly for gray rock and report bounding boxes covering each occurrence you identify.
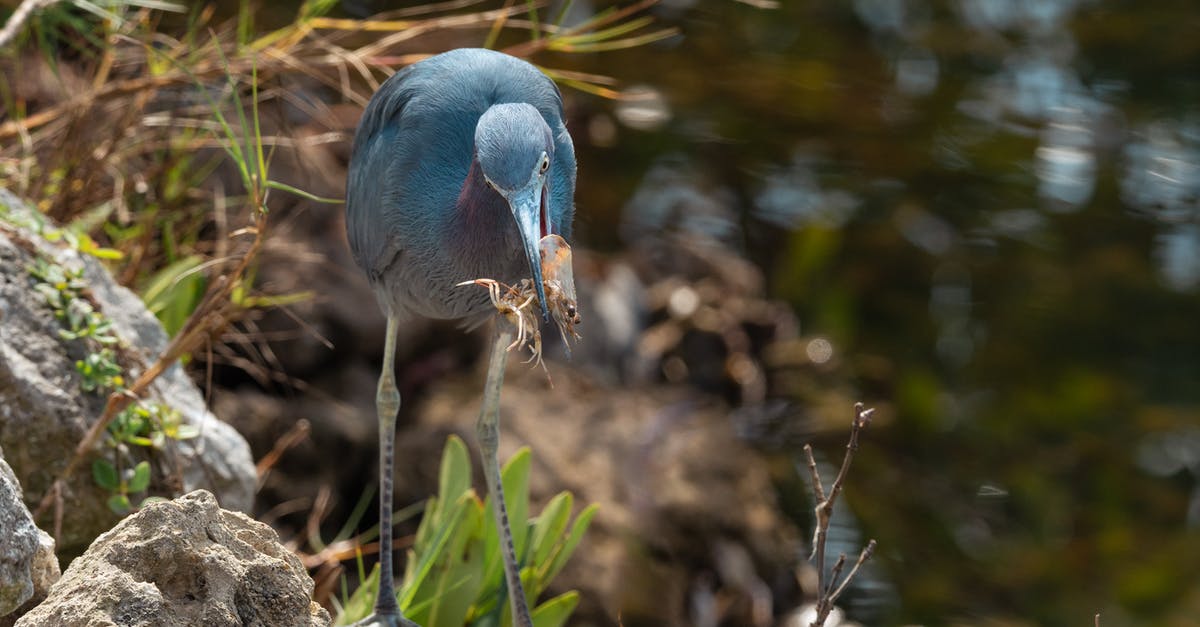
[0,527,58,627]
[14,490,329,627]
[0,190,256,555]
[0,454,39,617]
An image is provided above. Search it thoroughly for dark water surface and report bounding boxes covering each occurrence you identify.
[556,0,1200,623]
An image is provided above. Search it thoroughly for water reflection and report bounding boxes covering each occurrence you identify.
[1122,118,1200,220]
[853,0,911,33]
[894,205,955,255]
[615,84,672,131]
[893,46,939,97]
[1036,106,1097,209]
[1123,118,1200,288]
[596,0,1199,621]
[620,154,739,244]
[980,208,1048,243]
[930,263,974,367]
[959,0,1082,32]
[754,153,858,229]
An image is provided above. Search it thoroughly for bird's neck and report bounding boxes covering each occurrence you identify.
[451,158,515,252]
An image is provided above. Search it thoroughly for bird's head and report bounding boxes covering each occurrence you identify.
[475,103,556,321]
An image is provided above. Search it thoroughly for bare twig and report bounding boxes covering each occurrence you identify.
[805,402,878,627]
[827,540,876,605]
[802,443,825,561]
[825,553,846,598]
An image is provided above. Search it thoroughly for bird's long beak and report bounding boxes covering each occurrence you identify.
[507,181,551,322]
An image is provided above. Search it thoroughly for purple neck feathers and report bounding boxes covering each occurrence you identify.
[452,158,512,252]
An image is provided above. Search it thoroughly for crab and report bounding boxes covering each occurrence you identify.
[458,234,582,370]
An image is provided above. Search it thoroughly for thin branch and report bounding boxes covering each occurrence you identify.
[825,553,846,598]
[807,402,878,627]
[827,540,876,605]
[803,442,826,563]
[823,403,874,521]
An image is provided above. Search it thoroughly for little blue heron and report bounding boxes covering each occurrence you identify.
[345,48,576,627]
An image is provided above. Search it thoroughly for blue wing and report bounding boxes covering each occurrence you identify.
[345,61,425,286]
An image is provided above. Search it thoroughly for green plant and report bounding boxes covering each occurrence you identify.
[336,436,597,627]
[28,258,125,390]
[91,400,197,513]
[25,252,199,514]
[91,457,151,514]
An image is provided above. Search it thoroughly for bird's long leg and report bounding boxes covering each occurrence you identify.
[356,316,418,627]
[477,320,534,627]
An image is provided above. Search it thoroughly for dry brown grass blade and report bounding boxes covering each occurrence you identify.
[503,0,661,57]
[255,418,311,481]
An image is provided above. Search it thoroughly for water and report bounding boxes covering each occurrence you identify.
[563,0,1200,623]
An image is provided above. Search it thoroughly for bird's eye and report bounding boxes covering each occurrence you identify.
[540,157,550,173]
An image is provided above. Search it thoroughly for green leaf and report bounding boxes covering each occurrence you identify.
[87,246,125,260]
[128,461,152,493]
[530,591,579,627]
[107,493,132,514]
[336,435,592,627]
[139,255,206,337]
[336,563,379,625]
[399,492,475,613]
[548,503,598,582]
[528,492,572,576]
[400,492,481,624]
[92,458,119,491]
[173,424,201,440]
[236,290,314,308]
[434,435,472,524]
[265,179,343,204]
[129,435,155,448]
[414,495,440,555]
[424,496,485,627]
[482,448,532,592]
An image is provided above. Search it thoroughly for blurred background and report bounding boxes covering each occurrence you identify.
[3,0,1200,624]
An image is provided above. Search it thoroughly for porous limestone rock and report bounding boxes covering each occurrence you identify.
[0,533,58,627]
[0,443,59,627]
[0,453,39,618]
[14,490,328,627]
[0,189,256,555]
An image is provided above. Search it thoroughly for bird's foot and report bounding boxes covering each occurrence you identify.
[350,612,421,627]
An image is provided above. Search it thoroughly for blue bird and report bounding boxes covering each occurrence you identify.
[345,48,576,627]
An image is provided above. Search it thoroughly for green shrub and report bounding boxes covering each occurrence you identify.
[337,436,597,627]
